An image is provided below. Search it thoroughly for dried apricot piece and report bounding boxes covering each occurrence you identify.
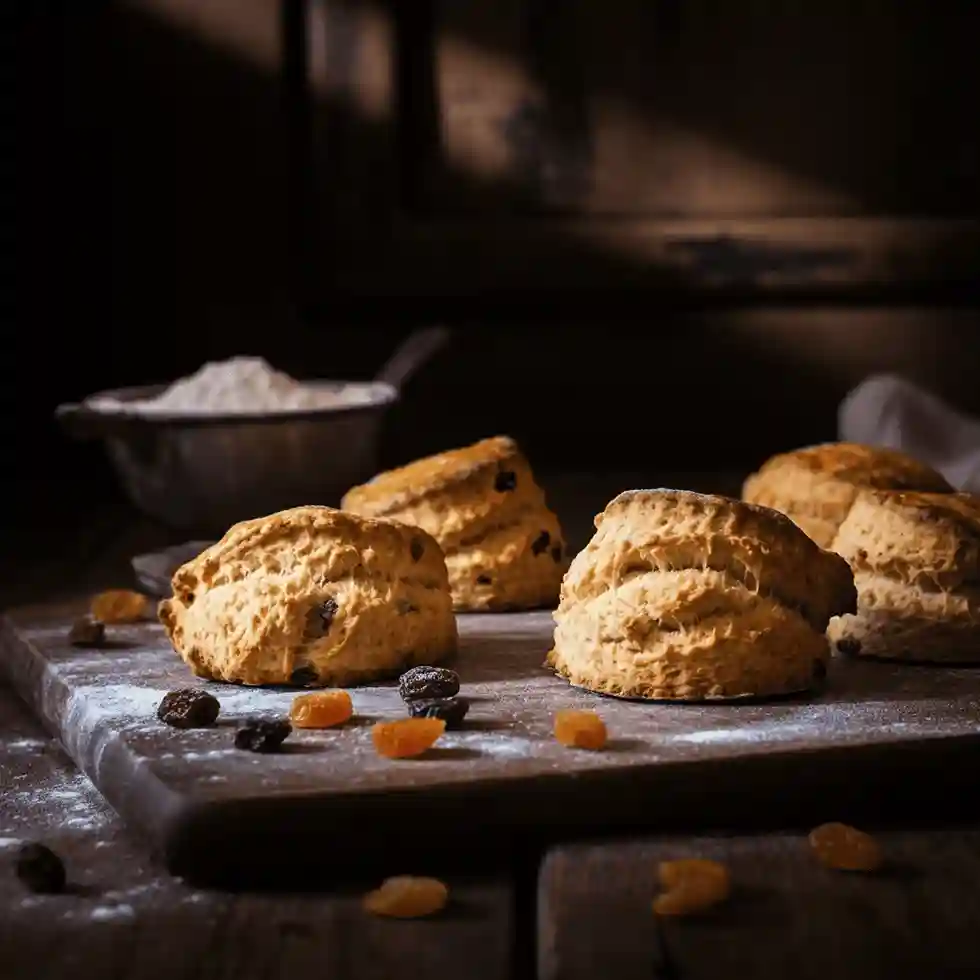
[363,876,449,918]
[809,822,882,872]
[90,589,150,624]
[290,690,353,729]
[372,718,446,759]
[554,710,607,750]
[653,859,731,917]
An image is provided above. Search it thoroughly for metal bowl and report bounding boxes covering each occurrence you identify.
[55,381,398,533]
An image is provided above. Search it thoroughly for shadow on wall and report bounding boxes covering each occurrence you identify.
[10,1,980,533]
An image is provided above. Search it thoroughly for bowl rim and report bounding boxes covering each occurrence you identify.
[63,380,399,430]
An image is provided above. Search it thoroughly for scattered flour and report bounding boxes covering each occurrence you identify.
[4,771,113,835]
[89,904,136,922]
[4,738,47,751]
[87,356,382,416]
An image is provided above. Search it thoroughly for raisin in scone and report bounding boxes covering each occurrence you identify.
[341,436,565,611]
[158,506,457,686]
[549,489,856,701]
[828,490,980,663]
[742,442,952,549]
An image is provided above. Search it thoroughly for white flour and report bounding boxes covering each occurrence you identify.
[3,771,113,836]
[88,356,379,416]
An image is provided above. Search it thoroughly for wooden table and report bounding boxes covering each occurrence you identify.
[4,484,980,978]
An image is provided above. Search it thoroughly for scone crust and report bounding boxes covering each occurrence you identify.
[828,490,980,662]
[342,437,565,611]
[742,442,952,548]
[159,506,458,685]
[550,489,857,701]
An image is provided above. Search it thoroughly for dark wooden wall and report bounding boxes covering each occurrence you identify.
[9,0,980,540]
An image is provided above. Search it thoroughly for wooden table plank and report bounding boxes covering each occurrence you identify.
[0,681,515,980]
[538,830,980,980]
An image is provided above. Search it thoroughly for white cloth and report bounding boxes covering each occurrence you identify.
[838,374,980,493]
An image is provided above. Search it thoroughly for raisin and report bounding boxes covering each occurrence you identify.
[809,822,883,872]
[396,599,419,615]
[363,876,449,918]
[410,537,425,562]
[69,616,105,648]
[234,718,292,753]
[157,688,220,728]
[653,859,730,917]
[494,470,517,492]
[531,531,551,556]
[836,638,862,657]
[91,589,150,624]
[372,718,445,758]
[476,574,492,585]
[398,665,460,701]
[554,710,608,750]
[305,598,339,638]
[290,690,353,729]
[551,544,563,563]
[289,665,320,687]
[13,842,66,894]
[407,696,469,729]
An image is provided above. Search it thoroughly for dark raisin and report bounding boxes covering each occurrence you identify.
[531,531,551,556]
[306,597,339,638]
[836,638,862,657]
[234,718,292,753]
[812,659,828,680]
[68,616,105,648]
[13,842,66,894]
[410,537,424,562]
[398,665,460,702]
[289,665,320,687]
[407,696,470,729]
[476,574,492,585]
[396,599,420,615]
[494,470,517,492]
[157,688,221,728]
[551,544,563,563]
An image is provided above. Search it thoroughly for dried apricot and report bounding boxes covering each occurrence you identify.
[653,859,731,917]
[290,690,353,729]
[363,876,449,918]
[90,589,150,624]
[554,710,607,750]
[371,718,445,759]
[809,822,882,872]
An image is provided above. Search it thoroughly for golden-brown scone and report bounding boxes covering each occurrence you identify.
[158,506,457,686]
[742,442,953,548]
[341,436,565,611]
[827,490,980,663]
[549,489,857,701]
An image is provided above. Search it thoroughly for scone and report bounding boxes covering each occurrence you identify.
[341,436,565,611]
[742,442,953,548]
[158,506,457,686]
[549,489,857,701]
[828,490,980,663]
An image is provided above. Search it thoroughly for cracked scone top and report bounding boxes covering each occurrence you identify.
[828,490,980,663]
[549,489,857,701]
[341,436,565,611]
[742,442,952,549]
[158,506,457,686]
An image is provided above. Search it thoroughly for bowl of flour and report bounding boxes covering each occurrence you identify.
[56,356,400,532]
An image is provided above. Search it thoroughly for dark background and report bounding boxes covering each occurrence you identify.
[9,1,980,554]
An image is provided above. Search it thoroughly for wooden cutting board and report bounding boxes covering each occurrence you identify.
[2,600,979,887]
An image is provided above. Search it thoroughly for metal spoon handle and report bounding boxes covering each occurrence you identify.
[374,326,452,392]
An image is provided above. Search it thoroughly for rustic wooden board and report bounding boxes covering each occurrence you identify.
[2,600,980,887]
[0,682,516,980]
[538,830,980,980]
